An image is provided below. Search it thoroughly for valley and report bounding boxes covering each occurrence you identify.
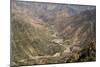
[11,1,96,66]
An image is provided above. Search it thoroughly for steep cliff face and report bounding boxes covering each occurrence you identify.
[60,9,96,43]
[11,1,96,66]
[60,9,96,62]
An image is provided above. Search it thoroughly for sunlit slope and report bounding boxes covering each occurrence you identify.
[11,9,65,66]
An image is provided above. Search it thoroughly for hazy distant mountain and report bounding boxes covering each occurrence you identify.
[13,1,96,24]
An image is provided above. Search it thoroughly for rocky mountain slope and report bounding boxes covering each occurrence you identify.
[11,0,96,66]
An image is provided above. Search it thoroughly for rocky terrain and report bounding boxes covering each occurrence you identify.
[11,0,96,66]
